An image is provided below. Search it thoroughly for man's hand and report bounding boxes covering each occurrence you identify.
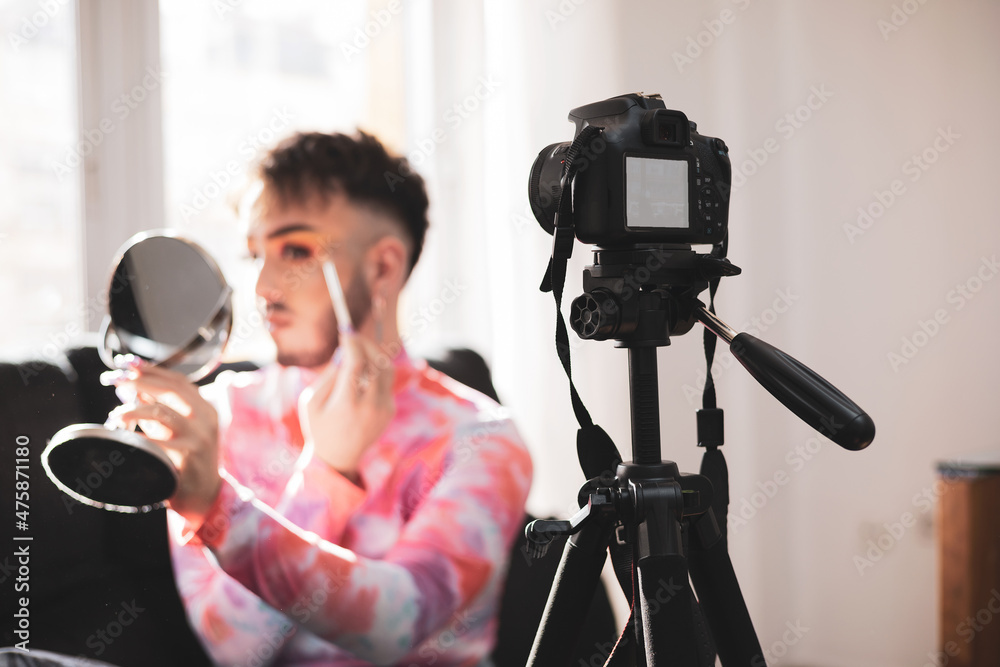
[298,331,396,483]
[109,363,221,526]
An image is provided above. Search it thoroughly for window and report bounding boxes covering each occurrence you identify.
[0,0,82,360]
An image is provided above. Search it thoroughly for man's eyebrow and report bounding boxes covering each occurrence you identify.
[266,223,317,240]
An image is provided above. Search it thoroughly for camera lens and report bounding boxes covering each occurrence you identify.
[528,142,570,235]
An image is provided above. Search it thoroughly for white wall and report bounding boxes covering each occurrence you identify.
[406,0,1000,664]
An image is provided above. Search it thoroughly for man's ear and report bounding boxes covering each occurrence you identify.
[366,234,409,295]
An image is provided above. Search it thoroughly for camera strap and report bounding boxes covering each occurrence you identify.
[539,125,624,482]
[698,235,731,546]
[699,234,728,416]
[538,127,638,663]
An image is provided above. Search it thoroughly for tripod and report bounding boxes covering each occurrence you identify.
[526,247,875,667]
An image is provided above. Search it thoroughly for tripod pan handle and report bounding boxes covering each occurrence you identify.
[730,333,875,451]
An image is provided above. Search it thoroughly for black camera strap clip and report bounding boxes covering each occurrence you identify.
[552,224,575,263]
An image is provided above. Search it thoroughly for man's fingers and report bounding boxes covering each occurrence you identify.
[109,401,190,442]
[115,367,210,421]
[123,365,201,400]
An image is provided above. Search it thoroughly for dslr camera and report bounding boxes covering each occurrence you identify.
[528,92,731,247]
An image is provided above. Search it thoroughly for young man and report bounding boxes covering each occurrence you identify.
[111,131,532,665]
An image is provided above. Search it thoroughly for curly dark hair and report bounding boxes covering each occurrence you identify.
[255,130,430,273]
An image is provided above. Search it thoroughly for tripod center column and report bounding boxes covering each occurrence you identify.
[629,345,662,465]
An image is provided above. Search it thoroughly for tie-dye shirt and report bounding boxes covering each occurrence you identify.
[168,350,532,666]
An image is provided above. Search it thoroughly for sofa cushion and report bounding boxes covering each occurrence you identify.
[0,350,210,666]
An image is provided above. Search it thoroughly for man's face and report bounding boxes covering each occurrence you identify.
[247,193,372,369]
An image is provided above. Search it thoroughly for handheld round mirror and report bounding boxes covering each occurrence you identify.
[42,231,233,513]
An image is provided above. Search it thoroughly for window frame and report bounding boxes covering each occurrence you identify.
[76,0,165,332]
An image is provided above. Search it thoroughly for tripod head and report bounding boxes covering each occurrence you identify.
[569,243,875,452]
[570,245,738,348]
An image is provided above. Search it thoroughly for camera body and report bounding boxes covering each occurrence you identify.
[529,93,731,246]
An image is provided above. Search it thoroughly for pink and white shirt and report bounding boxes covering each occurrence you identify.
[168,350,532,666]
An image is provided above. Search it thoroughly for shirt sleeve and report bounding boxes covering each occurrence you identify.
[167,370,305,665]
[168,511,299,666]
[192,416,532,666]
[272,450,368,543]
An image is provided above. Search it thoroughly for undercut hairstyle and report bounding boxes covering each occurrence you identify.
[255,130,430,273]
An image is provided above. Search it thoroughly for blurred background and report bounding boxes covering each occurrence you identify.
[2,0,998,665]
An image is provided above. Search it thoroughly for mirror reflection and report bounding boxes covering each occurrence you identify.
[101,233,232,381]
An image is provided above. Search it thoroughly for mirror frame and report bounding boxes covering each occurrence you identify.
[96,229,233,381]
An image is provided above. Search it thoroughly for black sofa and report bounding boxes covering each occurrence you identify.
[0,345,615,666]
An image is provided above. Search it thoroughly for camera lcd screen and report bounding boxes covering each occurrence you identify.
[625,156,689,229]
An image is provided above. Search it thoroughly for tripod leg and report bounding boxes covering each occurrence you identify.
[636,554,704,665]
[527,511,616,667]
[691,588,718,665]
[688,510,765,665]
